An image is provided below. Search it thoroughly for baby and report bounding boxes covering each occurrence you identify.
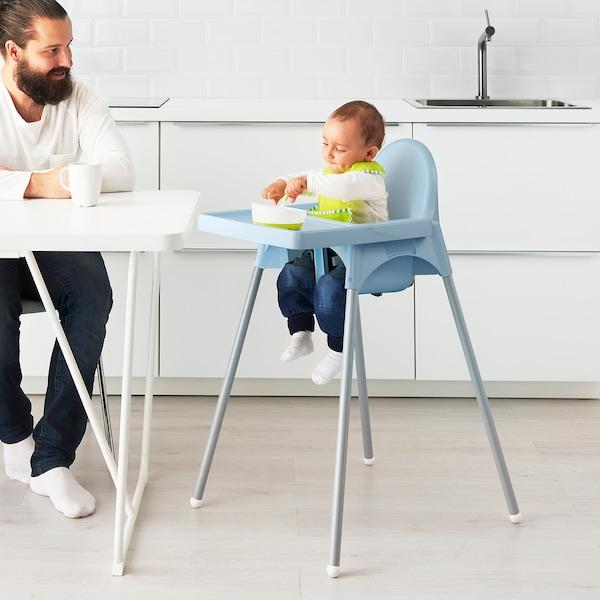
[262,100,388,385]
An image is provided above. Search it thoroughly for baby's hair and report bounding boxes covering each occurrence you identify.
[329,100,385,149]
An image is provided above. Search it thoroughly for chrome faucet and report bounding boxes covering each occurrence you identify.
[476,9,495,100]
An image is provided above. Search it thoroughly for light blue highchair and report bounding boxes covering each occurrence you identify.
[190,139,521,578]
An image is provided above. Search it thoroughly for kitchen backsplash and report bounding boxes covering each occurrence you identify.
[53,0,600,99]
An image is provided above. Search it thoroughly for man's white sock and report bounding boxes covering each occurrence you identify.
[281,330,314,363]
[312,349,343,385]
[30,467,95,519]
[3,434,34,484]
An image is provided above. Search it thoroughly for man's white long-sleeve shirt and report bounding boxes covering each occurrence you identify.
[0,78,134,201]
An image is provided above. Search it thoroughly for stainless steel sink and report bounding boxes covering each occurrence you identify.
[404,98,590,109]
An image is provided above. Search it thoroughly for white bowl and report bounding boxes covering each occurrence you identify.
[251,202,306,230]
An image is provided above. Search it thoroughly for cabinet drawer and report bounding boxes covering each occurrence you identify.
[116,122,159,191]
[159,250,414,380]
[414,123,600,252]
[415,253,600,382]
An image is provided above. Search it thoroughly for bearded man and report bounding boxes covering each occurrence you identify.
[0,0,134,518]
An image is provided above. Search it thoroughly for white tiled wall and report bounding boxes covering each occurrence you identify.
[57,0,600,99]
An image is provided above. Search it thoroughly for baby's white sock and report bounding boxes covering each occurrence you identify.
[281,331,314,363]
[3,435,34,484]
[30,467,95,519]
[312,349,344,385]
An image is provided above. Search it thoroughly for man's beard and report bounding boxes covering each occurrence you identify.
[15,59,73,106]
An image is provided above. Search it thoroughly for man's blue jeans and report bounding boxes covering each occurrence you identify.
[277,251,346,352]
[0,252,112,477]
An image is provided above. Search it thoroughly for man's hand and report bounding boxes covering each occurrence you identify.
[24,167,71,199]
[261,179,286,203]
[0,164,12,170]
[284,176,307,202]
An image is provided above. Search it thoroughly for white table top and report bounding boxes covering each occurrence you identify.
[0,190,200,252]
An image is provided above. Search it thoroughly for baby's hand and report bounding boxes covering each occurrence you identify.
[284,176,307,202]
[262,179,286,203]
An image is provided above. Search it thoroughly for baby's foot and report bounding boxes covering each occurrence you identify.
[30,467,95,519]
[281,331,314,363]
[3,435,34,484]
[312,349,343,385]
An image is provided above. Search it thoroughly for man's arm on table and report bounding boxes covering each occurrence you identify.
[0,167,68,201]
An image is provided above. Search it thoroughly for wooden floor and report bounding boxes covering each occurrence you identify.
[1,394,600,599]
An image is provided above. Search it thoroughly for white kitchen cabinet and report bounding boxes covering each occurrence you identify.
[160,122,411,248]
[415,253,600,382]
[116,121,159,191]
[159,250,414,380]
[413,123,600,252]
[19,253,155,379]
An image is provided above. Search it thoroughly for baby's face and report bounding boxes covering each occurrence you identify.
[321,117,377,174]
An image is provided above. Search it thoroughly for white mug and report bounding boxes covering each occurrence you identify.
[59,163,102,208]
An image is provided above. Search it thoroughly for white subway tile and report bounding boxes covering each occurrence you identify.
[72,20,93,45]
[234,0,290,17]
[95,20,151,45]
[546,76,600,98]
[430,76,477,97]
[573,47,600,73]
[430,18,485,45]
[262,19,318,45]
[541,19,598,45]
[151,20,205,45]
[374,19,429,45]
[485,75,547,96]
[460,47,518,75]
[491,18,542,45]
[95,75,151,98]
[374,77,430,98]
[460,0,515,17]
[207,19,262,44]
[237,48,291,72]
[68,0,123,18]
[318,20,373,45]
[404,47,460,75]
[572,0,600,16]
[73,47,122,74]
[517,47,576,74]
[125,0,177,17]
[151,75,206,97]
[124,47,179,73]
[404,0,460,17]
[516,0,570,16]
[179,0,234,17]
[348,47,403,75]
[348,0,403,18]
[292,48,347,73]
[317,76,375,98]
[180,48,236,73]
[292,0,344,17]
[263,76,319,98]
[207,74,263,97]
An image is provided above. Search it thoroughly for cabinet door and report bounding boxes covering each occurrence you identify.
[415,253,600,382]
[413,123,600,252]
[160,122,411,249]
[159,250,414,380]
[116,122,159,191]
[19,252,155,379]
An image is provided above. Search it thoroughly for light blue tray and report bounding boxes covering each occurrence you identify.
[197,206,432,251]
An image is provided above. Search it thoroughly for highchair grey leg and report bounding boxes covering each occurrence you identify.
[354,301,374,465]
[327,288,358,578]
[190,267,264,508]
[442,275,521,523]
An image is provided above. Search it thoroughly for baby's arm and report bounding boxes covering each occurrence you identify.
[307,171,386,201]
[262,171,311,203]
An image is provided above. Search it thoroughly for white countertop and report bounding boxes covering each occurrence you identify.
[110,97,600,124]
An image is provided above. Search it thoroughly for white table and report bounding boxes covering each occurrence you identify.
[0,190,200,576]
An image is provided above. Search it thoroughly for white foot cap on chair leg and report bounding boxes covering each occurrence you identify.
[190,497,203,509]
[327,565,341,578]
[112,562,124,577]
[362,457,375,466]
[509,512,522,524]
